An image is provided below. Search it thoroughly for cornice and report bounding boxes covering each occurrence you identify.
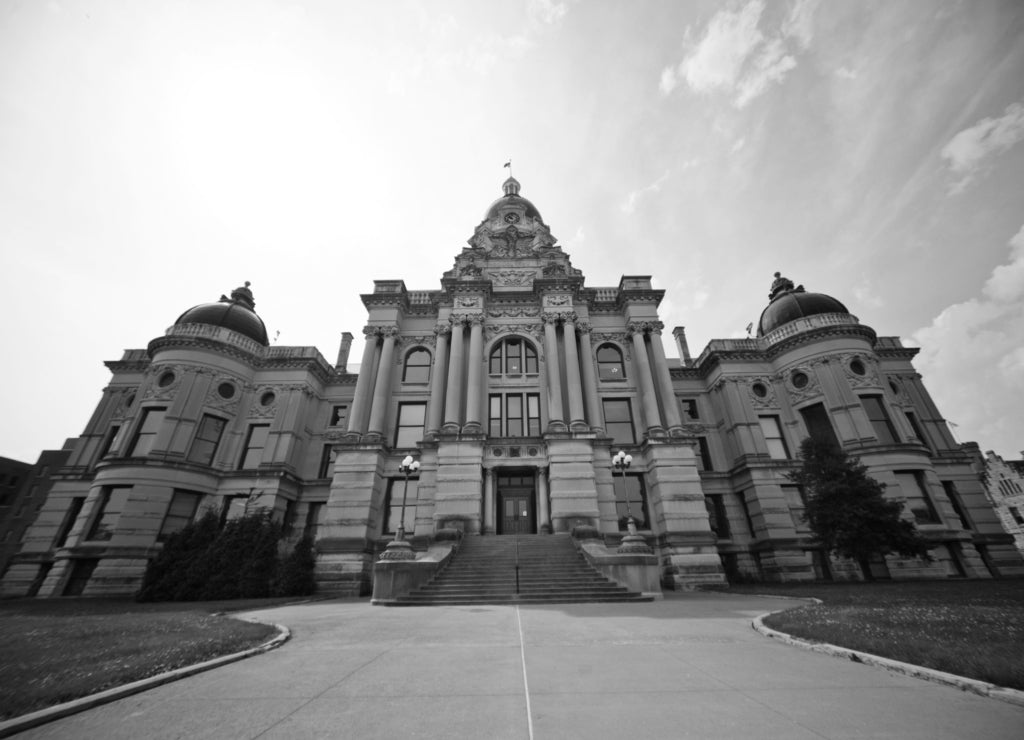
[765,323,877,359]
[147,335,263,364]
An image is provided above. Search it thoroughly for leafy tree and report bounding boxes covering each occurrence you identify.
[788,437,931,580]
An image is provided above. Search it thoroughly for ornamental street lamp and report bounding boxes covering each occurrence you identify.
[612,449,652,554]
[380,455,421,561]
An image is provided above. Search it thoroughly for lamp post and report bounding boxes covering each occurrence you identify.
[612,450,652,554]
[380,455,421,561]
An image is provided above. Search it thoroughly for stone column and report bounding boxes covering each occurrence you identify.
[367,327,399,436]
[562,318,586,428]
[426,325,450,436]
[444,319,466,430]
[577,322,603,432]
[629,323,664,434]
[537,466,551,534]
[483,468,495,534]
[347,327,380,435]
[464,316,485,432]
[543,315,565,430]
[648,322,683,432]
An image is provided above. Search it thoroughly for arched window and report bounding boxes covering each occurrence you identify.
[597,344,625,381]
[403,348,431,383]
[489,338,538,376]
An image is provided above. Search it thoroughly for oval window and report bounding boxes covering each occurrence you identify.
[158,371,175,388]
[260,391,276,407]
[850,359,866,376]
[218,382,236,399]
[792,371,809,389]
[752,382,768,398]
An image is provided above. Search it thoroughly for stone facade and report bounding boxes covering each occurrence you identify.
[3,178,1022,598]
[979,450,1024,555]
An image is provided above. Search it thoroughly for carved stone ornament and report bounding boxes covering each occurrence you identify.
[626,320,664,336]
[782,365,820,405]
[489,270,536,287]
[748,377,778,410]
[543,294,571,307]
[143,364,182,402]
[591,331,626,345]
[840,353,880,388]
[541,311,578,325]
[434,324,452,337]
[485,323,543,342]
[250,387,279,419]
[455,296,481,308]
[487,306,540,319]
[205,376,242,414]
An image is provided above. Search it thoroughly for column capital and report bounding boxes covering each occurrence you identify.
[434,324,452,337]
[542,311,578,325]
[626,320,663,336]
[575,320,592,334]
[364,324,400,339]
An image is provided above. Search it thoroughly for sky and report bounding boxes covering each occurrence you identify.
[1,0,1023,463]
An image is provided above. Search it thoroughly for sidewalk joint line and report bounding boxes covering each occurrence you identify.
[516,606,535,740]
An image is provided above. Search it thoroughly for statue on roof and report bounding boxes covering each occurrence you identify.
[769,272,795,300]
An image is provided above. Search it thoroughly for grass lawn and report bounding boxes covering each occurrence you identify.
[723,579,1024,691]
[0,597,288,721]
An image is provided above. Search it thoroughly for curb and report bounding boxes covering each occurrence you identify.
[0,621,291,739]
[752,610,1024,709]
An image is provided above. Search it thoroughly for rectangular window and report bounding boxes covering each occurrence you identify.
[329,405,348,427]
[305,502,324,540]
[759,416,790,459]
[186,415,226,466]
[905,411,930,450]
[704,495,731,539]
[239,424,270,469]
[942,481,971,530]
[862,395,898,445]
[86,486,131,541]
[782,485,809,531]
[157,490,201,542]
[603,399,636,446]
[489,394,541,437]
[895,471,941,524]
[97,424,122,461]
[129,408,166,457]
[318,444,337,479]
[799,403,839,448]
[384,478,419,534]
[1009,506,1024,526]
[394,403,426,448]
[681,398,700,420]
[696,437,713,471]
[221,495,249,524]
[612,473,648,531]
[53,497,85,548]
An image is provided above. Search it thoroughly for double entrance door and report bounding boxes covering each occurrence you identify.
[497,471,535,534]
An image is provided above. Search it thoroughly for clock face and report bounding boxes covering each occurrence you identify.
[504,212,520,224]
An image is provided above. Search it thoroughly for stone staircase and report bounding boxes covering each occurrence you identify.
[390,534,653,605]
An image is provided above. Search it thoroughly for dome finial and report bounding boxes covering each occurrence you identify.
[229,281,256,310]
[768,271,796,300]
[503,176,521,197]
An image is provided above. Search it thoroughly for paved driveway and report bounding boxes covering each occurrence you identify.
[15,594,1024,739]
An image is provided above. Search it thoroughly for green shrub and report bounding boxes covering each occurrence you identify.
[273,536,317,597]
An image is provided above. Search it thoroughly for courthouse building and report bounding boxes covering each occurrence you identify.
[3,177,1022,598]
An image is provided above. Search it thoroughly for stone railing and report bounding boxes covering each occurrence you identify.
[164,323,267,356]
[761,312,859,346]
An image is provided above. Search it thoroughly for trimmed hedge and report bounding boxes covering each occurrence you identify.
[137,510,316,602]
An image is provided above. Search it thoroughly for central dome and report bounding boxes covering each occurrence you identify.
[757,273,849,336]
[484,176,543,222]
[174,282,269,346]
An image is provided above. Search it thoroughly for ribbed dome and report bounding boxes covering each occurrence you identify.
[757,273,849,336]
[175,282,269,346]
[484,176,543,222]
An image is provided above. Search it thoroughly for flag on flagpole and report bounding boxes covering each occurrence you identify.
[503,161,511,168]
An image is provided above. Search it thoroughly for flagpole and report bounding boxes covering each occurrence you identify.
[504,159,512,178]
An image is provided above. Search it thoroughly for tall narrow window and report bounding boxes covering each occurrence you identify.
[402,349,431,383]
[239,424,270,469]
[305,502,324,540]
[157,490,201,542]
[506,395,524,436]
[129,408,166,457]
[602,399,635,445]
[799,403,839,448]
[186,415,226,466]
[597,344,626,381]
[613,473,648,531]
[905,411,930,450]
[526,395,541,436]
[758,416,790,459]
[696,437,714,471]
[384,478,419,534]
[861,395,898,445]
[488,393,540,437]
[86,486,131,541]
[704,495,730,538]
[318,444,337,479]
[782,485,809,531]
[53,497,85,548]
[97,424,122,461]
[942,481,971,530]
[895,471,941,524]
[394,403,426,448]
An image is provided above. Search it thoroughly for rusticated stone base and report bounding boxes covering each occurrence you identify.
[314,549,374,597]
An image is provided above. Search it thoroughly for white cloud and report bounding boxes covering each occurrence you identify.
[661,0,817,108]
[620,171,670,215]
[941,100,1024,194]
[911,224,1024,455]
[527,0,569,27]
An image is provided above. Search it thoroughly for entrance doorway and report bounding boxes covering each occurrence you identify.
[497,471,535,534]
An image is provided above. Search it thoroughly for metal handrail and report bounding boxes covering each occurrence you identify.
[515,534,521,594]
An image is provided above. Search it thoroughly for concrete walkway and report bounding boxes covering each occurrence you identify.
[14,594,1024,739]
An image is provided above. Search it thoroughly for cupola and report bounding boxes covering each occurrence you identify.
[174,281,270,346]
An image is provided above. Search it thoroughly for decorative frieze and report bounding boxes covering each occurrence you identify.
[488,269,536,287]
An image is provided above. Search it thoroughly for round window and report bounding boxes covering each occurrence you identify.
[260,391,276,407]
[752,382,768,398]
[218,382,236,399]
[850,359,866,376]
[157,371,175,388]
[791,371,809,389]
